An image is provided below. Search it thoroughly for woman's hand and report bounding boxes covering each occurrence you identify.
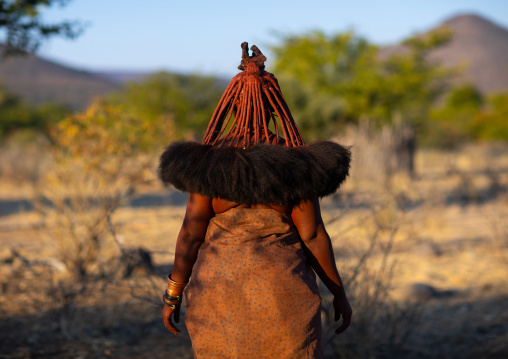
[162,303,181,335]
[333,293,352,335]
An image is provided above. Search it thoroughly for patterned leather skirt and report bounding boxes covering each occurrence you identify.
[184,207,322,358]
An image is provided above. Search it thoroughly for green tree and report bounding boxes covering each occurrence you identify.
[110,71,224,139]
[427,85,484,147]
[470,93,508,141]
[0,85,70,138]
[270,31,379,139]
[383,28,453,129]
[270,29,453,176]
[0,0,84,56]
[0,85,33,137]
[270,29,452,141]
[33,101,71,136]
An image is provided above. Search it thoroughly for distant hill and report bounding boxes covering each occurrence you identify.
[430,14,508,94]
[1,13,507,110]
[0,50,121,110]
[381,14,508,94]
[92,70,152,84]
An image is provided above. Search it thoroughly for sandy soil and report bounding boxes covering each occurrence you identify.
[1,147,508,358]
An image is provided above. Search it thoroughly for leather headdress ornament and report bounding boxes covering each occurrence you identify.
[159,43,351,206]
[202,42,304,148]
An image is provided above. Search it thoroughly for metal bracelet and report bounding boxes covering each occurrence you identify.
[164,290,181,302]
[163,290,183,309]
[167,273,188,286]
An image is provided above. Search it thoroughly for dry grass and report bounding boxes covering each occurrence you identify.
[1,139,508,358]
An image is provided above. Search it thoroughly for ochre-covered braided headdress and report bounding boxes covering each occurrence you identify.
[159,43,351,206]
[202,42,304,148]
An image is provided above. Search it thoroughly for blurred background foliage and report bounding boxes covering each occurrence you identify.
[52,100,171,157]
[2,29,507,152]
[270,29,453,141]
[0,28,507,164]
[0,85,70,139]
[36,100,174,277]
[107,72,223,139]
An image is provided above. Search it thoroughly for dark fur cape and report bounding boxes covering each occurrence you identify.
[159,141,351,207]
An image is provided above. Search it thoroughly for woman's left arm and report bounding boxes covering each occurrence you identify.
[291,198,352,335]
[163,193,214,335]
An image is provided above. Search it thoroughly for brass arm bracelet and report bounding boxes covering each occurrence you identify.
[167,273,188,288]
[166,273,188,298]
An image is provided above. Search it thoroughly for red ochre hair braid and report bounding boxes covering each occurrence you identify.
[201,42,304,148]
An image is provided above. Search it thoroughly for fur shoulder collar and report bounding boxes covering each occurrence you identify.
[159,141,351,206]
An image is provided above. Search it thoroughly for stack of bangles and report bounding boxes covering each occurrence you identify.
[163,273,188,309]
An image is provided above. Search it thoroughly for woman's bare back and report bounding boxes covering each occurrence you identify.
[212,197,289,214]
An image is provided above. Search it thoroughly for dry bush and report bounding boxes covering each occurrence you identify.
[36,156,151,277]
[319,140,508,358]
[321,197,423,358]
[435,143,508,207]
[0,130,52,185]
[487,194,508,268]
[36,100,173,278]
[335,122,416,188]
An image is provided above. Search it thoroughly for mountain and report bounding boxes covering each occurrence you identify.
[382,14,508,94]
[92,70,151,84]
[1,13,507,110]
[0,50,121,110]
[431,14,508,94]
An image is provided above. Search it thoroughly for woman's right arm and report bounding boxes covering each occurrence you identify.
[291,198,352,335]
[163,192,214,335]
[170,193,214,283]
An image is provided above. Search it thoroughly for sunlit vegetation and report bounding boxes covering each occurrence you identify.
[270,29,453,141]
[0,85,71,139]
[108,72,224,140]
[37,100,174,277]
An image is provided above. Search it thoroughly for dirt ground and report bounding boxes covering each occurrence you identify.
[1,145,508,358]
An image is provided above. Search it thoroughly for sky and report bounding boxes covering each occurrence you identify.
[35,0,508,77]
